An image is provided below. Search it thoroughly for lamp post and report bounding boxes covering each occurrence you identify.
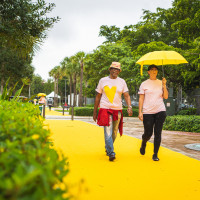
[65,78,66,103]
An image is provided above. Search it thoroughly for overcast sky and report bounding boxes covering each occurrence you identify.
[32,0,173,81]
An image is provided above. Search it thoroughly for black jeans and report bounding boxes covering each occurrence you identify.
[142,111,166,154]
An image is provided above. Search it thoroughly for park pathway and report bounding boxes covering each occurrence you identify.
[45,109,200,200]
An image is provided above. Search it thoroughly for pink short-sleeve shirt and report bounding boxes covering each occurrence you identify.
[138,79,166,114]
[96,76,128,110]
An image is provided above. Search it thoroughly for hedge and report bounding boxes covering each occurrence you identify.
[0,100,69,199]
[68,107,200,133]
[69,107,139,117]
[163,115,200,133]
[176,108,197,115]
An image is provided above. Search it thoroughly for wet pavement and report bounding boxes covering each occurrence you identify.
[46,112,200,161]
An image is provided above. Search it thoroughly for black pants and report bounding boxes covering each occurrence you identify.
[142,111,166,154]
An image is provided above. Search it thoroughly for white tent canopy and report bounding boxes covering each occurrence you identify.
[46,91,61,98]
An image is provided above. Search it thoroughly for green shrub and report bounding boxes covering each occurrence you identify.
[69,107,95,116]
[69,107,139,117]
[0,77,36,102]
[0,100,69,199]
[176,108,197,115]
[163,115,200,133]
[84,104,94,107]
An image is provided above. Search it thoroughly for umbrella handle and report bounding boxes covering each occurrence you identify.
[140,64,144,76]
[162,65,164,77]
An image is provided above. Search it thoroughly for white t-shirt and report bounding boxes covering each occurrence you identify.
[96,76,128,110]
[138,79,166,114]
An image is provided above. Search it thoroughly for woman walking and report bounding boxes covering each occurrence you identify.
[138,64,168,161]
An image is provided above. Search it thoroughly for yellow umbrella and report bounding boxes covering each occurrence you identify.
[136,51,188,76]
[37,93,46,97]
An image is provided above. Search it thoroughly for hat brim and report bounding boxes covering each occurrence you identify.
[109,66,121,72]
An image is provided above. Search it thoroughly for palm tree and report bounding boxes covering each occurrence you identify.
[75,51,85,107]
[70,56,80,106]
[61,55,83,107]
[49,65,62,107]
[61,57,74,106]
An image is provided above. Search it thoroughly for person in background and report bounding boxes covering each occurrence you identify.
[93,62,133,161]
[39,95,46,105]
[47,98,53,111]
[138,64,168,161]
[33,99,37,105]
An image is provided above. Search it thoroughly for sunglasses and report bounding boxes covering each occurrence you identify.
[110,67,120,71]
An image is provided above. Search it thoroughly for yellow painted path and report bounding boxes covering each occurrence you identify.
[45,108,70,116]
[45,119,200,200]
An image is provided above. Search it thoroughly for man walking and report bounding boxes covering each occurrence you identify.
[93,62,132,161]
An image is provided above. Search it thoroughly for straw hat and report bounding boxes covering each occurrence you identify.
[109,62,121,72]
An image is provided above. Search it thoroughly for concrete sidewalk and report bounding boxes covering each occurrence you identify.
[45,109,200,200]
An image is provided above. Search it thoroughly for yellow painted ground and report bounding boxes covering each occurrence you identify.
[45,108,70,116]
[45,119,200,200]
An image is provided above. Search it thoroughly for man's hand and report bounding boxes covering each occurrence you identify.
[93,112,97,122]
[123,92,132,116]
[93,92,102,122]
[127,107,133,116]
[138,112,143,121]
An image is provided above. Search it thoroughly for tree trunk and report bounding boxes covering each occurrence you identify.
[69,75,72,106]
[177,84,182,111]
[54,77,58,107]
[84,80,88,106]
[0,63,5,94]
[194,89,200,115]
[73,74,76,106]
[196,96,200,115]
[57,78,59,106]
[1,78,4,94]
[78,61,83,107]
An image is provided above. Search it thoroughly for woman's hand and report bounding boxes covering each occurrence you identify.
[162,77,169,99]
[138,112,143,121]
[162,77,167,87]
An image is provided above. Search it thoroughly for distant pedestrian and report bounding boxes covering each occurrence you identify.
[39,95,46,105]
[93,62,133,161]
[33,99,37,105]
[138,65,168,161]
[47,99,53,111]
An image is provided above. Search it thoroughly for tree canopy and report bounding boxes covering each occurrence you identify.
[47,0,200,105]
[84,0,200,97]
[0,0,59,93]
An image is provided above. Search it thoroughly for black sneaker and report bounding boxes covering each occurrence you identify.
[109,154,116,161]
[152,154,159,161]
[140,142,146,155]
